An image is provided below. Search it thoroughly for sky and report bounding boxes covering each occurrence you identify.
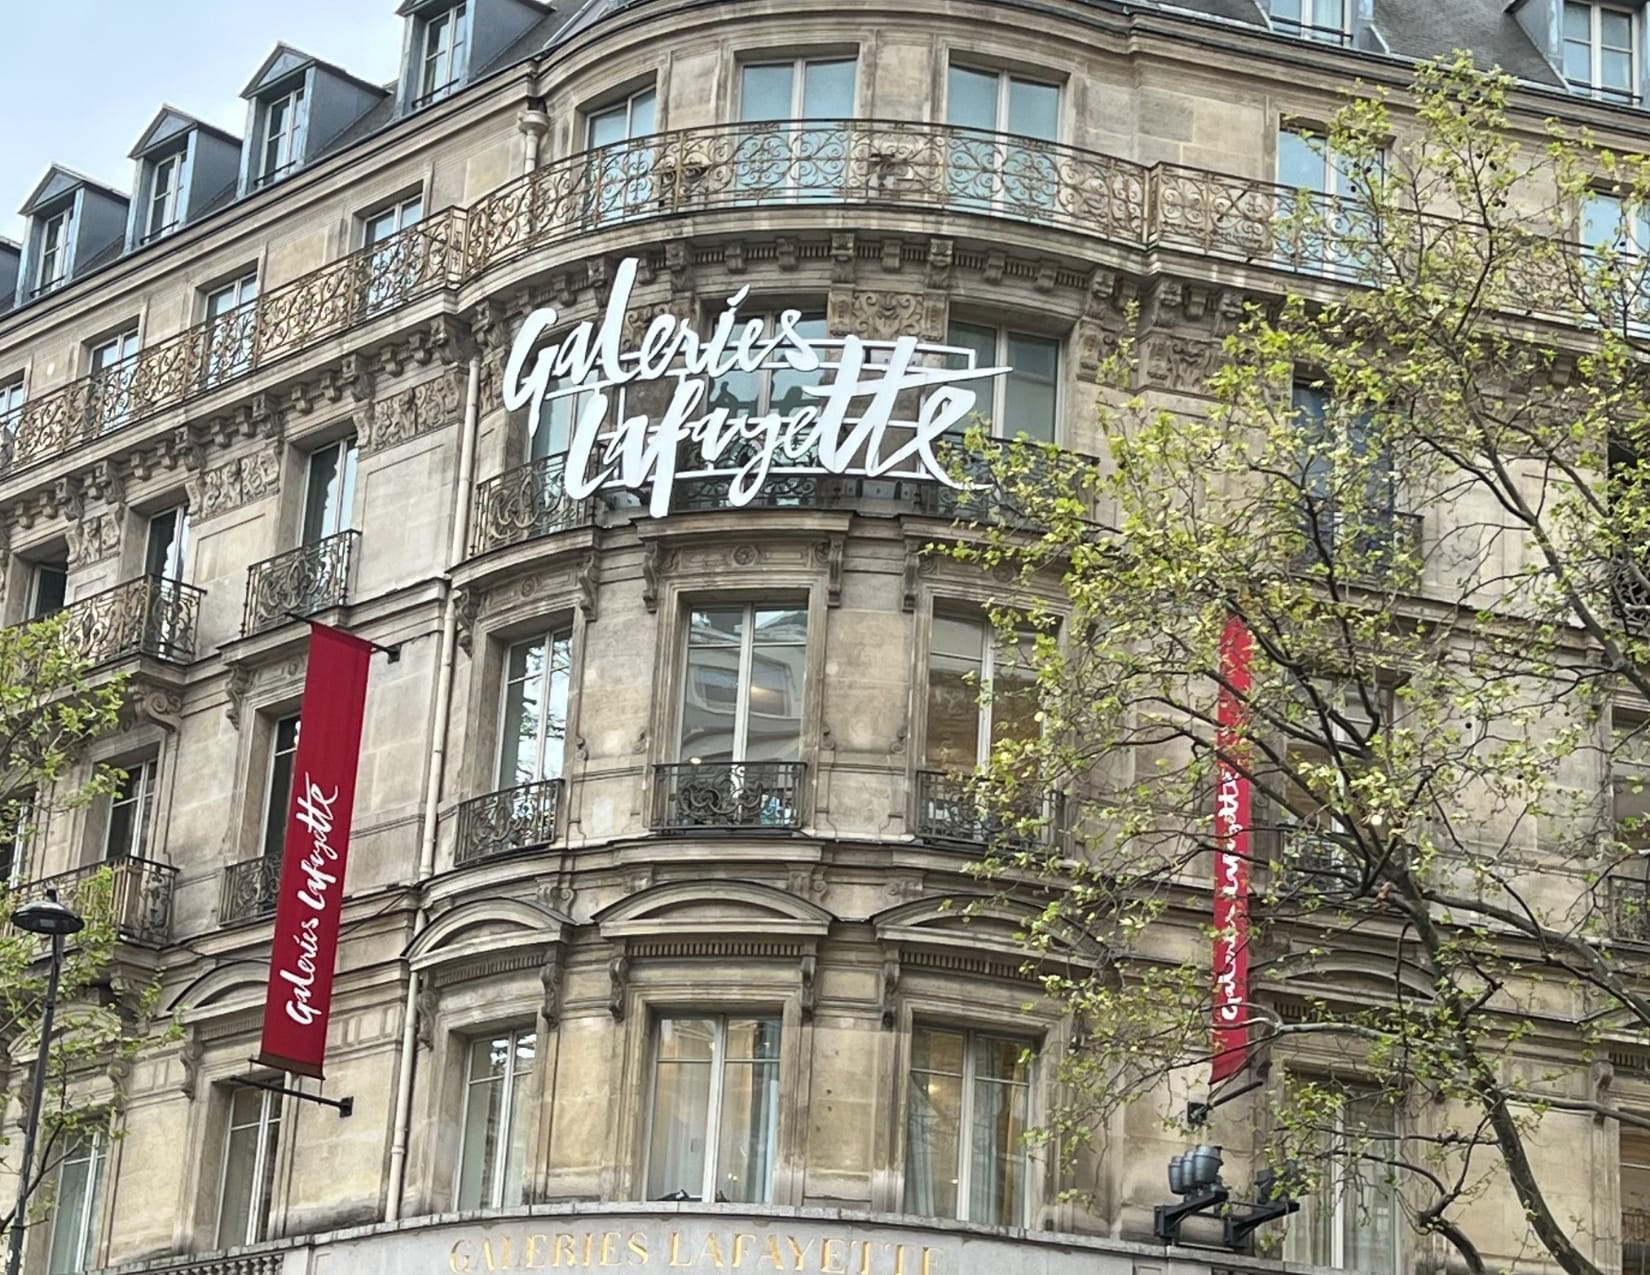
[0,1,405,242]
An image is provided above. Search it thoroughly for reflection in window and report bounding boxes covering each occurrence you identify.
[216,1086,281,1248]
[945,65,1058,215]
[945,322,1058,443]
[924,614,1041,772]
[586,87,657,223]
[646,1016,780,1203]
[904,1027,1031,1226]
[680,605,807,763]
[1564,2,1638,102]
[1282,1088,1400,1274]
[105,758,158,862]
[457,1028,536,1209]
[500,629,572,786]
[737,59,855,201]
[45,1132,106,1275]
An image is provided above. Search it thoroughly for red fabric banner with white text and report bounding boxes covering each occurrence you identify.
[1211,614,1253,1084]
[256,623,373,1079]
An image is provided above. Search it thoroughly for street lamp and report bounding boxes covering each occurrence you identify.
[5,889,83,1275]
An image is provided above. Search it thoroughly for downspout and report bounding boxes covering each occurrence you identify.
[517,97,550,179]
[384,350,482,1221]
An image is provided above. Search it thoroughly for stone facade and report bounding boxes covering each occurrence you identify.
[0,2,1644,1275]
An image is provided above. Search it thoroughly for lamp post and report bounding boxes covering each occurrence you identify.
[5,889,83,1275]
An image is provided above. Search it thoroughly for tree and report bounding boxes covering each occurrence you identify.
[0,613,162,1255]
[954,54,1650,1275]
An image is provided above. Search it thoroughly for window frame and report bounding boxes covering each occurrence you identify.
[943,320,1062,443]
[145,150,185,242]
[677,602,809,764]
[103,756,159,862]
[88,327,140,378]
[262,714,301,861]
[0,789,35,888]
[643,1012,783,1204]
[453,1025,537,1210]
[301,437,358,544]
[923,611,1043,771]
[27,558,67,620]
[35,204,74,295]
[944,62,1061,141]
[736,55,859,122]
[259,84,307,184]
[416,2,470,107]
[44,1127,107,1275]
[1281,1083,1402,1273]
[1565,0,1640,102]
[1268,0,1349,43]
[497,627,574,789]
[0,376,25,435]
[214,1083,282,1250]
[902,1023,1036,1227]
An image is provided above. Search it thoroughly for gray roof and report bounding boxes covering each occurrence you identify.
[1370,0,1561,85]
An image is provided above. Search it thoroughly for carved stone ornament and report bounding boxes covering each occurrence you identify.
[800,954,818,1023]
[194,445,282,520]
[848,290,925,342]
[608,949,630,1021]
[881,953,901,1029]
[66,512,122,568]
[223,664,255,728]
[178,1029,205,1100]
[540,945,565,1030]
[363,368,464,456]
[415,983,439,1052]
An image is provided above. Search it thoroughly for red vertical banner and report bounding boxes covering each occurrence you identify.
[256,623,373,1080]
[1211,614,1253,1084]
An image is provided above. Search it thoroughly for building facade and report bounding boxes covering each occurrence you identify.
[0,1,1643,1273]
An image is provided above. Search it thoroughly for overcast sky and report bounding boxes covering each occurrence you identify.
[0,1,405,242]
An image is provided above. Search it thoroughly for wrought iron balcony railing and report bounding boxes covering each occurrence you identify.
[652,761,805,832]
[454,778,563,866]
[243,529,359,635]
[55,574,203,666]
[0,117,1600,481]
[913,769,1063,850]
[220,855,282,924]
[16,857,178,946]
[1608,874,1650,943]
[1626,1206,1650,1275]
[470,455,596,555]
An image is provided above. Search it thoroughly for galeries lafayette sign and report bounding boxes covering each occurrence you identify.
[503,258,1012,517]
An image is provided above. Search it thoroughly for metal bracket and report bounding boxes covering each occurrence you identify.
[228,1073,354,1118]
[282,611,401,663]
[1188,1076,1264,1128]
[1152,1185,1229,1244]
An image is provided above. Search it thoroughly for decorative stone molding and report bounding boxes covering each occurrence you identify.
[223,664,255,728]
[66,511,122,567]
[189,445,281,520]
[362,369,463,456]
[540,943,565,1029]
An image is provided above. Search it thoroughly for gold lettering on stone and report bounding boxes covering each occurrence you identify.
[555,1234,578,1267]
[764,1236,787,1269]
[669,1233,692,1267]
[443,1230,940,1272]
[628,1233,649,1265]
[819,1239,845,1274]
[451,1240,476,1274]
[600,1231,622,1267]
[700,1233,727,1268]
[524,1234,550,1269]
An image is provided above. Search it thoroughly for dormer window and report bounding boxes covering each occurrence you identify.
[259,85,306,186]
[34,206,72,296]
[1269,0,1347,43]
[416,3,469,107]
[143,152,183,242]
[1564,2,1639,103]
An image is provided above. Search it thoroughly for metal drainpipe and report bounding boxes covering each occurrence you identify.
[518,97,550,177]
[384,351,482,1221]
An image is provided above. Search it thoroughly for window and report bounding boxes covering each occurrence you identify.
[904,1027,1031,1226]
[1623,1126,1650,1275]
[456,1028,535,1209]
[944,322,1058,442]
[0,375,25,442]
[1269,0,1347,42]
[88,327,140,433]
[45,1132,106,1275]
[500,630,571,787]
[1565,2,1638,102]
[646,1016,780,1203]
[362,196,424,315]
[417,3,468,106]
[737,59,856,200]
[1293,382,1400,565]
[203,274,258,385]
[262,716,300,862]
[1277,129,1381,277]
[945,65,1058,215]
[28,559,67,620]
[145,506,189,582]
[1282,1088,1400,1274]
[104,758,157,861]
[0,791,34,887]
[586,87,658,223]
[302,438,358,544]
[216,1085,281,1249]
[924,616,1040,771]
[680,606,806,763]
[258,85,306,185]
[34,206,73,295]
[144,152,184,242]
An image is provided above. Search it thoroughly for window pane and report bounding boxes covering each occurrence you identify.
[1604,9,1634,48]
[264,717,300,858]
[46,1137,102,1275]
[970,1065,1027,1226]
[716,1018,781,1203]
[1279,131,1326,193]
[32,563,67,618]
[457,1037,509,1209]
[1604,47,1634,91]
[647,1018,716,1198]
[217,1088,268,1248]
[303,444,341,543]
[926,617,985,769]
[947,66,998,130]
[502,1039,535,1206]
[1004,334,1058,441]
[905,1028,964,1219]
[500,639,546,786]
[1006,79,1058,141]
[801,60,856,118]
[631,90,657,136]
[740,64,795,122]
[990,633,1043,750]
[1564,2,1591,40]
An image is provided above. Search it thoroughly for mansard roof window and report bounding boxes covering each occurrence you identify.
[1269,0,1349,44]
[257,84,306,188]
[415,2,469,107]
[238,45,387,195]
[1564,1,1641,103]
[33,205,72,296]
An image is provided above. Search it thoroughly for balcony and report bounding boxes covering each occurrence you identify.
[57,575,203,666]
[913,769,1064,851]
[652,761,805,832]
[0,117,1562,483]
[220,855,281,924]
[470,456,595,556]
[1627,1205,1650,1275]
[1297,502,1422,578]
[243,530,358,635]
[1608,875,1650,943]
[454,778,563,866]
[16,858,178,946]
